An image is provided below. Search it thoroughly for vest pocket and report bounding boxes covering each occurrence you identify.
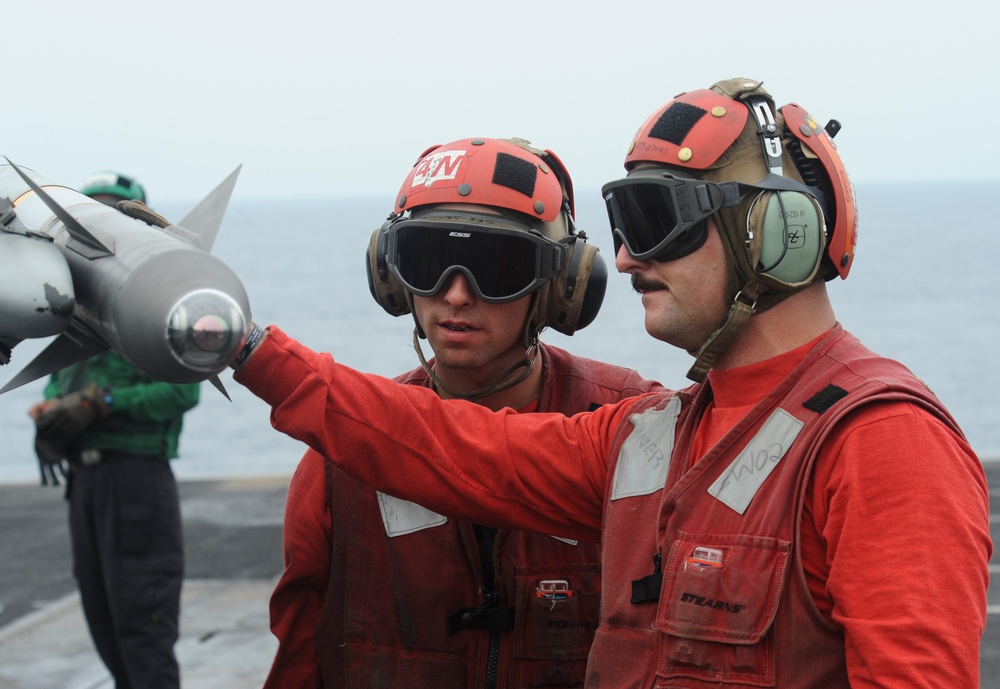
[512,564,601,659]
[511,565,599,688]
[654,530,790,685]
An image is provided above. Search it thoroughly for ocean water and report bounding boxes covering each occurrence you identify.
[0,182,997,484]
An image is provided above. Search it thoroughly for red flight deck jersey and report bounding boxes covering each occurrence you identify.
[237,325,991,688]
[263,342,661,688]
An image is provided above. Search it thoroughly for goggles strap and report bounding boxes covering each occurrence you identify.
[686,281,764,382]
[412,329,539,403]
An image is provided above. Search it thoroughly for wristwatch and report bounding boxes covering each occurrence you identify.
[230,323,266,370]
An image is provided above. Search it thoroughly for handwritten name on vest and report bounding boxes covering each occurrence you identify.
[707,409,803,514]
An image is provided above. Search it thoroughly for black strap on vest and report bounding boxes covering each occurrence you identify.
[447,599,516,635]
[803,384,848,413]
[631,552,662,604]
[447,525,516,634]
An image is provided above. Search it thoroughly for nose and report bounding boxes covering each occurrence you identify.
[615,243,645,274]
[440,271,476,306]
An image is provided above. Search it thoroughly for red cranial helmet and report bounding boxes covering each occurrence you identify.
[394,137,573,222]
[369,136,606,335]
[610,78,859,382]
[622,79,857,280]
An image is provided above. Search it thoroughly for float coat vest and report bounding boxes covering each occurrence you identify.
[587,327,962,688]
[315,342,660,688]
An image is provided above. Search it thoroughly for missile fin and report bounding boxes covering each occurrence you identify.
[0,337,19,365]
[174,166,242,252]
[3,157,113,257]
[208,374,232,401]
[0,332,107,394]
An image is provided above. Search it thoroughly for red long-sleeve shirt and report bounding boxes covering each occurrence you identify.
[236,325,991,688]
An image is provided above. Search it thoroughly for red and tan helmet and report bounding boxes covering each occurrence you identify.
[367,137,605,340]
[612,78,861,382]
[622,79,858,280]
[394,137,574,222]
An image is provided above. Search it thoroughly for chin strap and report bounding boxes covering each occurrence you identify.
[412,329,538,403]
[686,282,764,382]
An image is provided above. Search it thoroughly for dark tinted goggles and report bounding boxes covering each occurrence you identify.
[386,219,566,303]
[602,173,740,262]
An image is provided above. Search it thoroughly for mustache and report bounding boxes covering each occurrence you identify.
[631,273,667,293]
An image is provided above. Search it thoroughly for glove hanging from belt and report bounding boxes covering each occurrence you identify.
[35,382,112,438]
[33,430,71,487]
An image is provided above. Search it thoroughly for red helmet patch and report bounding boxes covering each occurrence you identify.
[623,89,748,172]
[395,138,566,223]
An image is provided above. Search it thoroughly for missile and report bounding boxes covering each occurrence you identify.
[0,159,251,396]
[0,213,75,344]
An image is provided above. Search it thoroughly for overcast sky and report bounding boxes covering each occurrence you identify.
[5,1,996,204]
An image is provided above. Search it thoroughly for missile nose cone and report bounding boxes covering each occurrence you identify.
[190,314,232,352]
[166,289,248,372]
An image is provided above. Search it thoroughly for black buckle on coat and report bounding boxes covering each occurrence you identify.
[631,552,662,604]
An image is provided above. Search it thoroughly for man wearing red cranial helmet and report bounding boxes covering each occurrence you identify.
[260,137,662,688]
[233,81,989,689]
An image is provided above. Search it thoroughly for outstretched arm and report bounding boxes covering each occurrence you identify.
[234,325,629,542]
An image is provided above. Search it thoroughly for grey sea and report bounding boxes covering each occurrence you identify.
[1,182,1000,687]
[1,181,997,481]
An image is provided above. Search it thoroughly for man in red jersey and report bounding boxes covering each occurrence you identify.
[234,80,991,688]
[261,137,662,688]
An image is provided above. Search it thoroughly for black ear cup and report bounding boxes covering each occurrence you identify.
[538,238,606,336]
[575,249,607,330]
[746,190,826,288]
[365,225,410,316]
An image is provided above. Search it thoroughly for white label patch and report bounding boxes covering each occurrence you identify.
[411,149,466,188]
[611,397,681,500]
[707,408,804,515]
[377,492,448,537]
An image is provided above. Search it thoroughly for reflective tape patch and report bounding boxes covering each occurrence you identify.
[611,397,681,500]
[707,408,804,515]
[376,492,448,537]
